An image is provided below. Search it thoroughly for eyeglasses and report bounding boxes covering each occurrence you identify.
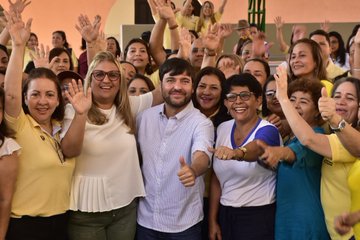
[265,90,276,99]
[92,70,121,81]
[226,91,254,102]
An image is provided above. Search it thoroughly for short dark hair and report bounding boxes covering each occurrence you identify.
[309,29,330,44]
[224,73,262,98]
[23,67,65,121]
[288,77,324,111]
[159,58,194,83]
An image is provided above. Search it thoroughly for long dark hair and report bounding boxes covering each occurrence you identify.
[49,47,74,71]
[0,88,15,147]
[329,31,346,66]
[53,30,69,49]
[124,38,153,75]
[193,67,231,127]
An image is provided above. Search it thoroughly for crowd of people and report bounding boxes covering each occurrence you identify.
[0,0,359,240]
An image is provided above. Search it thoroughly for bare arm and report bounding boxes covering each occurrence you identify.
[352,28,360,79]
[257,140,296,169]
[274,66,332,158]
[208,172,222,240]
[177,151,210,187]
[0,153,18,240]
[4,10,32,118]
[75,14,101,65]
[60,80,92,158]
[201,24,221,68]
[274,16,289,53]
[218,0,228,14]
[149,17,167,66]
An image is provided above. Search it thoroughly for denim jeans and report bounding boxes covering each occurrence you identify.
[136,221,202,240]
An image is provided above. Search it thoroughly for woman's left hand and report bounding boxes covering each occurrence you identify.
[65,79,92,115]
[208,146,237,160]
[274,66,289,102]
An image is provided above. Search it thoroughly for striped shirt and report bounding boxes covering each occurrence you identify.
[136,101,214,232]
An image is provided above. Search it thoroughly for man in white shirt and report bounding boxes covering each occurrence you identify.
[136,58,214,240]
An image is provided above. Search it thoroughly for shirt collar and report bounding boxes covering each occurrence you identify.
[159,101,195,120]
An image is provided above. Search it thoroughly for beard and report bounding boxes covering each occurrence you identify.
[163,89,192,109]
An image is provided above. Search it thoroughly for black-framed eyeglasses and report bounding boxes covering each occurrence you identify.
[265,90,276,99]
[226,91,254,102]
[92,70,121,81]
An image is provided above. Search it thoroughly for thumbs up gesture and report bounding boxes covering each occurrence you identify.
[177,156,196,187]
[318,87,336,122]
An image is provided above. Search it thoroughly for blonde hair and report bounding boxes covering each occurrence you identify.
[196,1,216,33]
[84,51,135,134]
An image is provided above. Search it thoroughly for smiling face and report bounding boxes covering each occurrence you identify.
[290,91,319,127]
[202,2,213,17]
[51,52,71,75]
[127,78,150,96]
[290,43,317,79]
[24,78,60,126]
[121,62,137,83]
[196,74,222,116]
[224,85,261,123]
[333,81,359,124]
[125,42,149,73]
[27,35,38,50]
[162,71,193,113]
[90,61,121,109]
[265,80,282,116]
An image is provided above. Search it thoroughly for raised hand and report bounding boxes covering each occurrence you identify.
[251,31,267,58]
[177,156,196,187]
[75,14,101,43]
[4,10,31,47]
[218,23,233,39]
[274,66,289,102]
[177,27,191,60]
[154,0,174,20]
[65,79,92,116]
[8,0,31,14]
[30,44,55,68]
[354,28,360,46]
[320,20,331,33]
[318,87,336,122]
[202,23,221,52]
[217,57,239,79]
[274,16,284,30]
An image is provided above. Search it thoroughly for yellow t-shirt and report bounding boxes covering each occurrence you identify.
[146,69,160,87]
[326,60,345,82]
[321,79,333,97]
[176,12,199,31]
[5,110,75,217]
[196,12,222,36]
[348,160,360,239]
[323,134,355,239]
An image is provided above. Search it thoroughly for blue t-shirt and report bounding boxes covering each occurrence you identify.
[275,127,330,240]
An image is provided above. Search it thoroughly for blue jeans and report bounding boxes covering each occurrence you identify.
[136,222,202,240]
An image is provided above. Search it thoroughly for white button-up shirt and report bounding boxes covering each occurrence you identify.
[137,102,214,233]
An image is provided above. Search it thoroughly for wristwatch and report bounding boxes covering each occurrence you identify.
[330,119,347,132]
